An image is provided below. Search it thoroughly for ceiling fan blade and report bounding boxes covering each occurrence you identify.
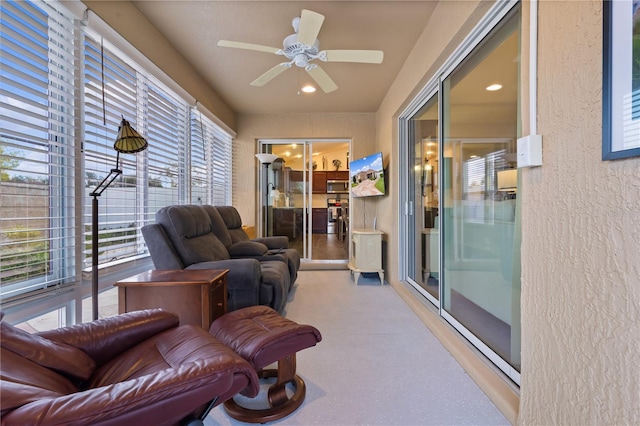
[297,9,324,47]
[323,50,384,64]
[306,65,337,93]
[250,63,290,87]
[218,40,280,54]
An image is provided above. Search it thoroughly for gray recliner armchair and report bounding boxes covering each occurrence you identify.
[210,206,300,285]
[142,205,292,313]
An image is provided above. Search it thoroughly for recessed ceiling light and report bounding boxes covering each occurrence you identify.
[301,85,316,93]
[486,84,503,91]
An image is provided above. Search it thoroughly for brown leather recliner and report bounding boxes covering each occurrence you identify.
[0,309,259,426]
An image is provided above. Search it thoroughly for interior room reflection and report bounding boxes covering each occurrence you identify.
[266,142,350,261]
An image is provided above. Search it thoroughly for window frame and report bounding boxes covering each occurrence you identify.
[602,0,640,160]
[1,0,78,299]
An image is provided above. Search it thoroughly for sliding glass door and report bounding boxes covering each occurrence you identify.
[401,3,521,383]
[441,11,521,377]
[407,95,440,302]
[259,139,350,263]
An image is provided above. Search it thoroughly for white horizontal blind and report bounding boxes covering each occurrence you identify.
[83,34,141,269]
[146,76,187,215]
[189,109,209,204]
[0,0,77,298]
[83,34,194,265]
[1,0,234,305]
[190,108,233,206]
[464,157,486,194]
[211,122,233,206]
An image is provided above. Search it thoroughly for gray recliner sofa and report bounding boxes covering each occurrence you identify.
[141,205,294,313]
[212,206,300,285]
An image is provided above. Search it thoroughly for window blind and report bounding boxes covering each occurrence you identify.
[0,0,77,298]
[1,0,234,306]
[190,109,209,204]
[83,34,141,269]
[146,76,188,214]
[211,121,233,206]
[190,108,233,206]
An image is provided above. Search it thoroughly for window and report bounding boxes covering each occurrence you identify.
[441,10,521,381]
[1,0,77,298]
[190,108,233,206]
[83,34,143,269]
[145,77,188,210]
[0,0,234,318]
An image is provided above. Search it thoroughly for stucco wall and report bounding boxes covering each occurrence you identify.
[233,113,376,228]
[518,1,640,424]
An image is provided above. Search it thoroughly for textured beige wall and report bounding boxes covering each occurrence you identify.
[518,1,640,424]
[233,113,376,228]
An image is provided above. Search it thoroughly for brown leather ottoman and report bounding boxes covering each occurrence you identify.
[209,306,322,423]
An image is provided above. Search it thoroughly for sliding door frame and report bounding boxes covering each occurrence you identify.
[397,0,521,385]
[258,138,351,263]
[399,82,441,308]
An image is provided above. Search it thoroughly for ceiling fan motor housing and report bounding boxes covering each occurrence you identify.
[283,34,319,67]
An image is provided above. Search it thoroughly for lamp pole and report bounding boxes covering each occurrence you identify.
[90,118,147,321]
[89,161,122,321]
[92,196,99,320]
[263,163,270,236]
[255,153,278,237]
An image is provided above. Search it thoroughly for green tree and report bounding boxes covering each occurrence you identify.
[149,178,163,188]
[0,146,20,181]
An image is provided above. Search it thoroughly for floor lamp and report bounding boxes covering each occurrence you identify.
[90,117,148,320]
[255,153,278,237]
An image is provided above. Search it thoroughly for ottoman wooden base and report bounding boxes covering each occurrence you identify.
[209,306,322,424]
[224,355,306,423]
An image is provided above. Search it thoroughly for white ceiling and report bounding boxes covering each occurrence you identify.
[131,1,438,114]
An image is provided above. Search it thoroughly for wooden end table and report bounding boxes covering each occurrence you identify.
[115,269,228,330]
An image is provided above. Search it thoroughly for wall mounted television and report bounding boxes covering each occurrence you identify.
[349,151,386,197]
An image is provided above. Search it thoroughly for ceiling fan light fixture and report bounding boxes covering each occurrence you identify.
[294,53,308,68]
[301,85,316,93]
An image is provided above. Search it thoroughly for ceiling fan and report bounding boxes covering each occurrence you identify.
[217,9,384,93]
